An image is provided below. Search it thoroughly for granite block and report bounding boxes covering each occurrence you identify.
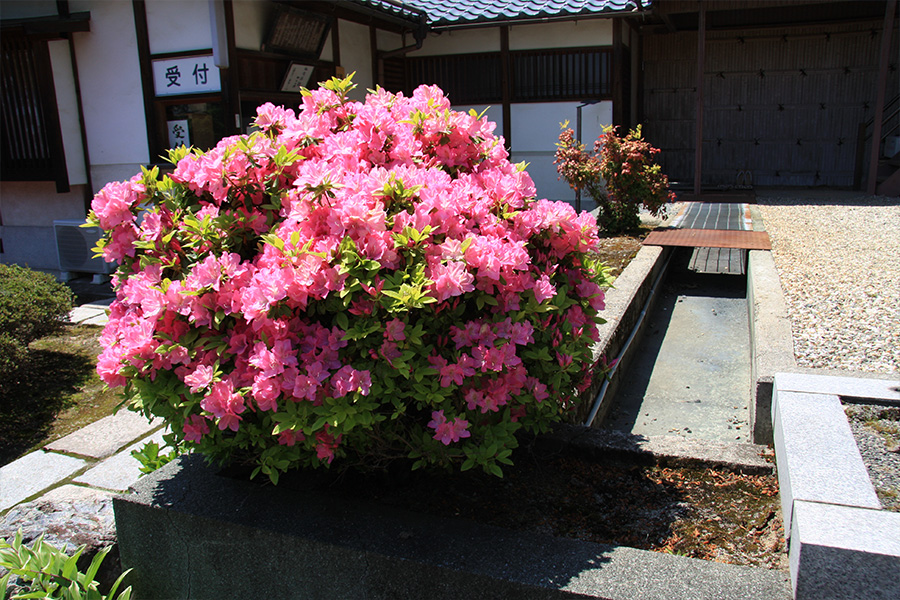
[790,501,900,600]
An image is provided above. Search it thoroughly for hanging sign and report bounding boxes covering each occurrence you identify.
[167,119,190,148]
[152,54,220,97]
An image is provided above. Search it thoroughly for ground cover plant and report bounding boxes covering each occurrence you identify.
[555,123,675,234]
[88,75,614,483]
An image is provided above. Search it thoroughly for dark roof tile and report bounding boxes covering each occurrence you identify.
[370,0,644,27]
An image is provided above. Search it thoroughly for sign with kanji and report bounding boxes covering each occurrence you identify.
[167,119,190,148]
[152,55,220,97]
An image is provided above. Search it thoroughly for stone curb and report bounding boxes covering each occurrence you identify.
[541,424,774,475]
[772,373,900,600]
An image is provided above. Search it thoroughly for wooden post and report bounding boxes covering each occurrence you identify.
[867,0,897,196]
[613,19,623,127]
[694,1,706,197]
[501,26,511,149]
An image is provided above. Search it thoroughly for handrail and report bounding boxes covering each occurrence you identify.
[862,93,900,142]
[864,94,899,129]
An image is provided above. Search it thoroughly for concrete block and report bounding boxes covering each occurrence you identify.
[747,250,796,446]
[0,451,87,511]
[790,501,900,600]
[75,428,167,491]
[775,372,900,404]
[45,411,162,459]
[583,245,670,426]
[772,390,881,530]
[114,455,792,600]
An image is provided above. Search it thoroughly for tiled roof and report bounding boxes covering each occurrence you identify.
[395,1,645,27]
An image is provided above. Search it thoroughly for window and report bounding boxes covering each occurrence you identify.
[1,34,67,190]
[406,53,503,104]
[511,48,611,101]
[403,48,612,105]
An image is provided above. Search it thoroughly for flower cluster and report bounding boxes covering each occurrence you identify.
[88,75,611,482]
[555,123,675,233]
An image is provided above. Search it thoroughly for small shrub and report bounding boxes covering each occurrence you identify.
[131,439,182,475]
[555,123,676,233]
[0,530,132,600]
[88,75,612,483]
[0,264,74,389]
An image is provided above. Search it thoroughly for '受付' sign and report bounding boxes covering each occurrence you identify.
[152,55,220,97]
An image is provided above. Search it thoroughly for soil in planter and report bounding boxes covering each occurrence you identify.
[308,450,786,571]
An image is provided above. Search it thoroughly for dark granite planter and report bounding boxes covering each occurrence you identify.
[113,454,790,599]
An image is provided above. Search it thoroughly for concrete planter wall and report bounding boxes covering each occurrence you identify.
[113,455,791,599]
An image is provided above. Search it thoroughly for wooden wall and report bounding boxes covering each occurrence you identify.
[642,19,898,188]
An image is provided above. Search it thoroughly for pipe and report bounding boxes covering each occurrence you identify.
[584,249,673,427]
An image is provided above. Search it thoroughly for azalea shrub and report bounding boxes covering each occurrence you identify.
[88,75,612,483]
[555,123,676,233]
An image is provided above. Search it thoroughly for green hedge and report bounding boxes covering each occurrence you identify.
[0,264,74,388]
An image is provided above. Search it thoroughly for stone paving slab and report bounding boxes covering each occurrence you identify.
[75,428,167,492]
[45,411,162,460]
[776,372,900,403]
[68,299,113,325]
[0,451,88,511]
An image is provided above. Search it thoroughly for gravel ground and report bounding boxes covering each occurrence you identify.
[757,194,899,374]
[843,403,900,512]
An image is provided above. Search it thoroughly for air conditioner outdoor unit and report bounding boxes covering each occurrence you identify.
[54,220,114,277]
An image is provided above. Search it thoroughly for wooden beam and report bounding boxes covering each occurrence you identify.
[867,0,897,196]
[693,1,705,196]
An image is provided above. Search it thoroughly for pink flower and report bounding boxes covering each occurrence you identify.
[533,274,556,304]
[184,364,215,394]
[278,429,305,447]
[183,414,210,442]
[331,365,372,398]
[427,410,471,445]
[384,318,406,342]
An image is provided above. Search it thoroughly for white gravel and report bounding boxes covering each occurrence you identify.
[757,193,900,375]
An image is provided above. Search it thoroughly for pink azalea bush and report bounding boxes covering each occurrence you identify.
[87,75,611,483]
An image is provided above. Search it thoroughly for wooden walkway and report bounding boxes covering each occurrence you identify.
[643,203,771,275]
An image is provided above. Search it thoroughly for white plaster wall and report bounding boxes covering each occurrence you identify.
[233,0,272,51]
[377,29,403,52]
[412,28,500,57]
[338,19,373,101]
[510,101,612,202]
[145,0,213,54]
[0,182,91,270]
[509,20,612,50]
[71,0,150,191]
[0,183,89,226]
[48,40,87,186]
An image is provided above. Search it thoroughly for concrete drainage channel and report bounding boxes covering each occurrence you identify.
[568,209,900,600]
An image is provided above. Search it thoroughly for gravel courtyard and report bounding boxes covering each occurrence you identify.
[757,192,899,376]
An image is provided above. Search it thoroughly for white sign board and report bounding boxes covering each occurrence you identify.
[281,64,315,92]
[152,55,220,96]
[168,119,190,148]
